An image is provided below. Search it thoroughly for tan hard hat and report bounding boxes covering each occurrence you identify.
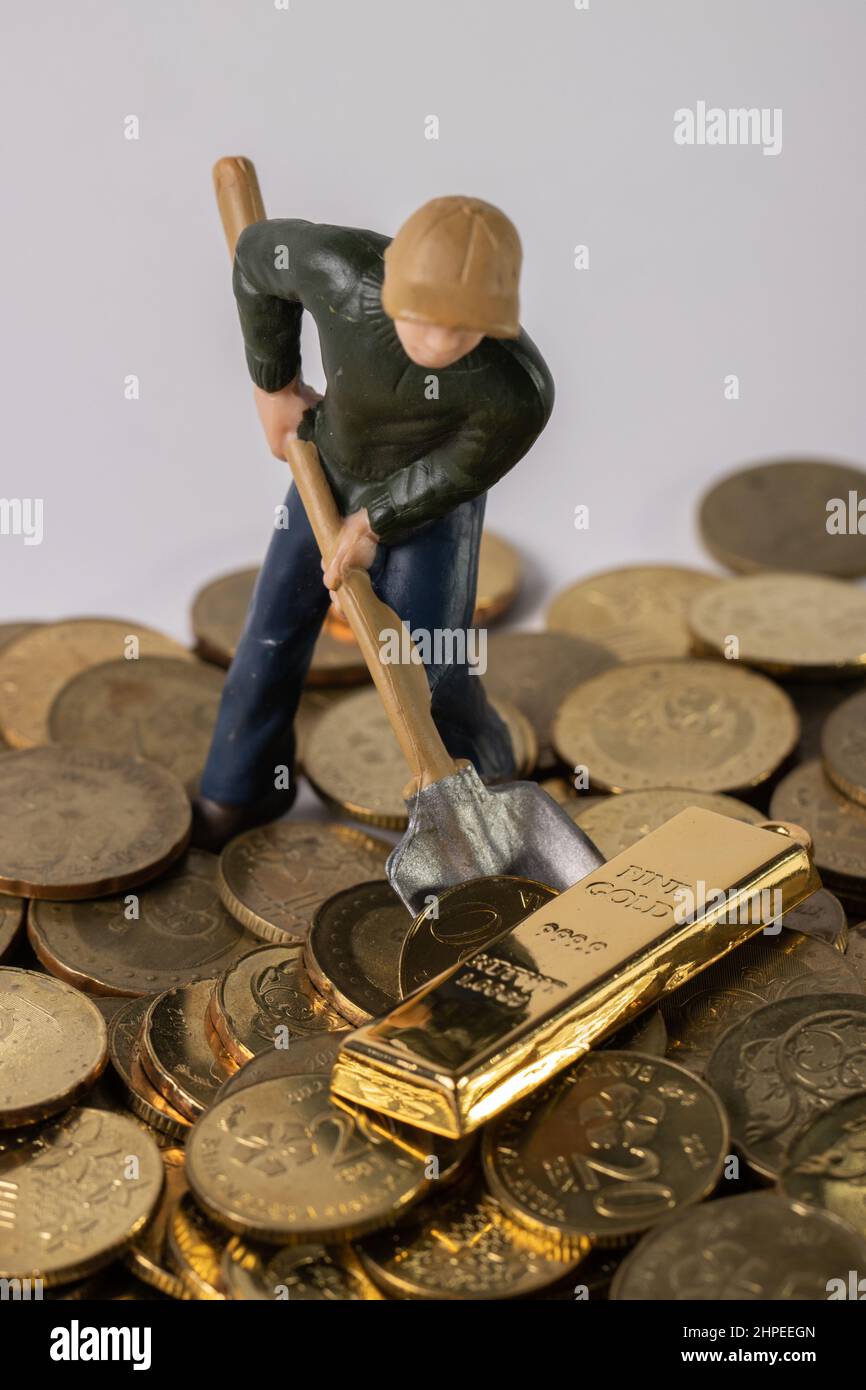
[382,196,521,339]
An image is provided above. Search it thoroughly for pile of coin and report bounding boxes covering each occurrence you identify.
[3,458,866,1301]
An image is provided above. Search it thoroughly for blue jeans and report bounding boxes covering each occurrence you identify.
[200,486,514,805]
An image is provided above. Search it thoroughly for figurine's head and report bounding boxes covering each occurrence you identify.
[383,196,522,368]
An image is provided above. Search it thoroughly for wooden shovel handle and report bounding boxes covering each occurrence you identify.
[212,156,457,790]
[213,157,265,256]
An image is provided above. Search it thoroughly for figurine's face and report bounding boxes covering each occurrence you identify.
[393,318,483,368]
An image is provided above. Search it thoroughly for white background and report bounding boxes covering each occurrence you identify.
[3,0,865,638]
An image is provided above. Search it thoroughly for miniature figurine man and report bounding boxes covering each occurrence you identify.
[194,196,554,849]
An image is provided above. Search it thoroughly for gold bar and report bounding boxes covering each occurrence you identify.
[330,809,820,1137]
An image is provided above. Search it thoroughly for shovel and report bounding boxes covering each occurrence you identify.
[213,156,604,913]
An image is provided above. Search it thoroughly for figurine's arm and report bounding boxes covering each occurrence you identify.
[232,218,343,392]
[322,433,501,592]
[362,353,554,546]
[322,419,532,589]
[360,428,494,544]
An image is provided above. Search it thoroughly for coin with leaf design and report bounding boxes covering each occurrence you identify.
[483,1050,727,1249]
[706,994,866,1178]
[186,1074,437,1243]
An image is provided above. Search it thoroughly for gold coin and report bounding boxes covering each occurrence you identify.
[483,1051,728,1249]
[0,896,24,962]
[546,565,719,662]
[128,1054,192,1141]
[357,1177,584,1300]
[780,1093,866,1238]
[305,881,412,1025]
[106,995,151,1089]
[124,1146,190,1299]
[610,1192,866,1300]
[108,997,191,1140]
[844,921,866,989]
[0,623,39,736]
[91,994,134,1026]
[771,759,866,893]
[493,698,538,777]
[662,928,862,1075]
[706,994,866,1179]
[0,968,108,1126]
[560,794,614,821]
[305,688,535,827]
[0,629,42,749]
[0,747,191,899]
[295,688,352,769]
[689,573,866,677]
[210,944,347,1065]
[537,786,610,825]
[537,776,577,805]
[784,887,848,953]
[475,531,522,624]
[601,1008,668,1057]
[222,1240,383,1301]
[217,821,390,943]
[569,787,765,859]
[822,687,866,808]
[0,618,190,749]
[699,457,866,578]
[191,568,368,686]
[168,1192,227,1300]
[483,631,618,772]
[191,568,256,667]
[398,875,558,996]
[304,687,413,827]
[552,659,798,793]
[185,1074,434,1243]
[27,849,259,997]
[783,677,863,762]
[0,1107,164,1285]
[308,609,369,688]
[0,622,37,655]
[48,655,224,794]
[214,1033,346,1104]
[141,980,236,1120]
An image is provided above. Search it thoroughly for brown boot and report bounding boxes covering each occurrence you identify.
[190,785,296,854]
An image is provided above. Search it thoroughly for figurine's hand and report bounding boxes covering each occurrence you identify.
[322,509,379,615]
[253,377,322,459]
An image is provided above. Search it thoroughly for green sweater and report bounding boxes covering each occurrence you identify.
[234,219,555,545]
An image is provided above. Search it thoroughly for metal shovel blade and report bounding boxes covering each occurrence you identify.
[386,762,605,915]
